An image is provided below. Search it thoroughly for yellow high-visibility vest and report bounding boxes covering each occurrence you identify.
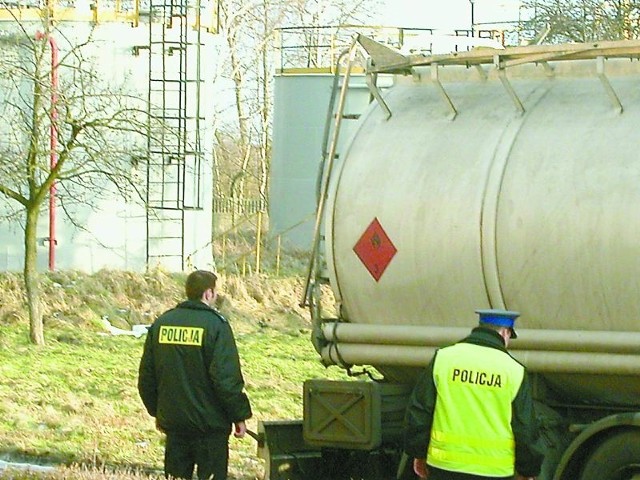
[427,342,524,476]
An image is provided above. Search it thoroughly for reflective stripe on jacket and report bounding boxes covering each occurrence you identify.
[427,342,524,476]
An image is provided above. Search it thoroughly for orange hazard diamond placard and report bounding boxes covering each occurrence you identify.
[353,217,397,282]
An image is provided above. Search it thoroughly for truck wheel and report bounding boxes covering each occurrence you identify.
[580,431,640,480]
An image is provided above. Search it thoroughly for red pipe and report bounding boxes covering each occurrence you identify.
[36,31,58,271]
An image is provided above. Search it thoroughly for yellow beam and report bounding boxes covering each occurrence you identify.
[0,1,224,31]
[0,2,140,25]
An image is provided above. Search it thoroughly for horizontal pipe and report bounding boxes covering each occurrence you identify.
[321,323,640,354]
[320,343,640,375]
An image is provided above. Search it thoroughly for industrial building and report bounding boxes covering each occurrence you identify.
[0,0,218,272]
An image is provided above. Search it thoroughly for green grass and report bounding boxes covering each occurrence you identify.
[0,271,348,479]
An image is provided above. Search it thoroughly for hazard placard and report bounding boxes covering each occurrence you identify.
[353,217,397,282]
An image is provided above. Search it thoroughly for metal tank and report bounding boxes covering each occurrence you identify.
[317,40,640,407]
[254,39,640,480]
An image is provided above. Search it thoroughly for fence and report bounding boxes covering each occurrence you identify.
[211,210,313,277]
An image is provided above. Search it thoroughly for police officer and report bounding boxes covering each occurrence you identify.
[403,309,544,480]
[138,270,252,480]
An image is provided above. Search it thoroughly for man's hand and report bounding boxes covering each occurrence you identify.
[155,418,165,433]
[233,420,247,438]
[413,458,428,479]
[515,475,536,480]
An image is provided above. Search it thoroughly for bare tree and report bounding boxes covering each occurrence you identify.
[0,20,150,345]
[521,0,640,43]
[214,0,279,215]
[287,0,382,65]
[211,0,380,227]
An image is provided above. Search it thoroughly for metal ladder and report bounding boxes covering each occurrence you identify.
[146,0,205,270]
[301,37,360,311]
[301,34,394,310]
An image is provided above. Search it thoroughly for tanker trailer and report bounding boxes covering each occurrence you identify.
[258,37,640,480]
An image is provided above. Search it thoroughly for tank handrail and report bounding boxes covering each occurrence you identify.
[322,322,640,354]
[321,342,640,375]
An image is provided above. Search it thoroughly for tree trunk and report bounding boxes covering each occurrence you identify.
[24,205,44,346]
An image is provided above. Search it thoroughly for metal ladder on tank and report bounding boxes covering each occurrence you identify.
[301,34,393,312]
[300,38,360,315]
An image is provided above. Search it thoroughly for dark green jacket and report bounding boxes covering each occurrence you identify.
[403,327,544,477]
[138,300,252,435]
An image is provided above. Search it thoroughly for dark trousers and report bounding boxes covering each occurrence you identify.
[165,431,229,480]
[428,465,514,480]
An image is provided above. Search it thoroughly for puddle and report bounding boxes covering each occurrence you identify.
[0,459,55,473]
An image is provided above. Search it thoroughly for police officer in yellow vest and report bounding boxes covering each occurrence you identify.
[403,309,544,480]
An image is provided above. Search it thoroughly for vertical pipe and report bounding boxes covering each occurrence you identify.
[330,32,336,73]
[133,0,139,27]
[469,0,475,36]
[36,31,59,271]
[48,35,58,271]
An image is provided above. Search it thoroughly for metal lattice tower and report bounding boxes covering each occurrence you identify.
[146,0,205,270]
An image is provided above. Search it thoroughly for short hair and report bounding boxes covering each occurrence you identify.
[480,322,503,333]
[185,270,217,301]
[479,322,512,337]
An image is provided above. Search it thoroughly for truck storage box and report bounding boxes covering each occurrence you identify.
[303,379,411,450]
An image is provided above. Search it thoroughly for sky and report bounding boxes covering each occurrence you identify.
[376,0,523,32]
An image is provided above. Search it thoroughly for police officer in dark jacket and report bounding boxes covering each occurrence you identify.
[138,270,252,480]
[403,309,544,480]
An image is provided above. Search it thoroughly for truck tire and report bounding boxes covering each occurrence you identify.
[579,430,640,480]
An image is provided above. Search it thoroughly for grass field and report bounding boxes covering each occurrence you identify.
[0,270,348,479]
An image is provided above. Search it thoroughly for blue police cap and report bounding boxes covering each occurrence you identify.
[475,309,519,339]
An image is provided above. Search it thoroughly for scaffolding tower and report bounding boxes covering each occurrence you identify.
[146,0,206,270]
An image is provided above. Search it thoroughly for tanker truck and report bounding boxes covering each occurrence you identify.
[257,36,640,480]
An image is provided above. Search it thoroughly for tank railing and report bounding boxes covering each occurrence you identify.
[454,27,506,46]
[274,25,519,74]
[320,323,640,375]
[274,25,437,73]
